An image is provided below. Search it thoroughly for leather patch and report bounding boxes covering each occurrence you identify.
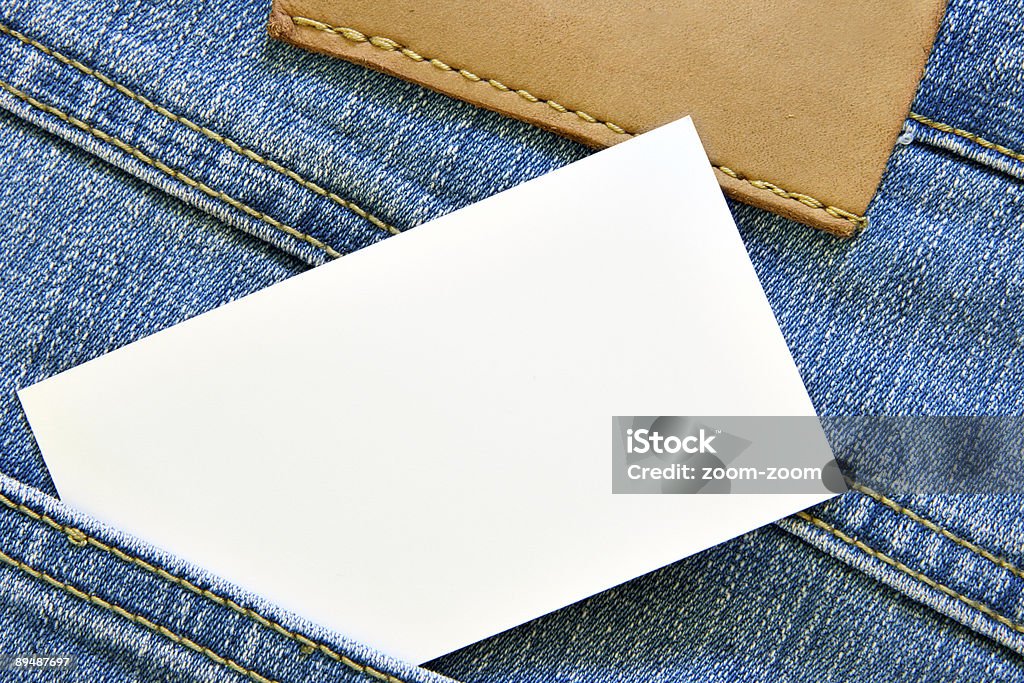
[268,0,946,237]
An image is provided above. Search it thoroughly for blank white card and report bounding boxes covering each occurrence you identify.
[20,117,835,663]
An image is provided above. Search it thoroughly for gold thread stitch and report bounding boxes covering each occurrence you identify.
[850,482,1024,581]
[715,166,867,229]
[291,16,629,137]
[0,545,281,683]
[21,490,1020,678]
[5,482,1020,677]
[0,491,408,683]
[910,112,1024,164]
[64,527,88,548]
[0,78,343,260]
[0,21,399,237]
[289,15,869,229]
[796,511,1024,635]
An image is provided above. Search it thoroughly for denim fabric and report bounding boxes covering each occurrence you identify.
[430,525,1024,682]
[0,472,456,683]
[1,0,1024,679]
[912,1,1024,159]
[0,109,307,495]
[0,0,587,266]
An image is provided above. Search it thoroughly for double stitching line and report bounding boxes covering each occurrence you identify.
[910,112,1024,164]
[4,487,1023,675]
[850,482,1024,581]
[0,78,344,260]
[0,490,409,683]
[289,15,869,230]
[0,545,283,683]
[0,21,398,238]
[797,511,1024,636]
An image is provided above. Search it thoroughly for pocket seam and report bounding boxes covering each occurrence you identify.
[0,78,345,260]
[851,482,1024,582]
[0,543,288,683]
[0,489,411,683]
[0,21,399,240]
[910,113,1024,164]
[797,510,1024,636]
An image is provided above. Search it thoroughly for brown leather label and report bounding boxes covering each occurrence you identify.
[268,0,946,237]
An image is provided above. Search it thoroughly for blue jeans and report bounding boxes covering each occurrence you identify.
[1,0,1023,680]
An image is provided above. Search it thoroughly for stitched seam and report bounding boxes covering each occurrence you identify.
[0,78,344,260]
[796,511,1024,635]
[714,166,867,228]
[0,545,285,683]
[290,16,628,137]
[910,112,1024,164]
[290,15,868,229]
[0,491,408,683]
[851,482,1024,581]
[0,21,399,237]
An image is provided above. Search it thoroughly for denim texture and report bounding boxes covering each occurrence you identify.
[431,525,1024,682]
[0,110,307,495]
[0,472,456,683]
[912,1,1024,160]
[1,0,1023,679]
[0,0,587,265]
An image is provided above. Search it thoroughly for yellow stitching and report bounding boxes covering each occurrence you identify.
[0,491,407,683]
[910,112,1024,164]
[715,166,867,229]
[290,16,868,230]
[290,16,629,137]
[796,511,1024,635]
[0,21,399,237]
[850,482,1024,581]
[0,78,343,260]
[0,545,280,683]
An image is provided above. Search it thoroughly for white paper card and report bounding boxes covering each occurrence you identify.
[20,117,834,663]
